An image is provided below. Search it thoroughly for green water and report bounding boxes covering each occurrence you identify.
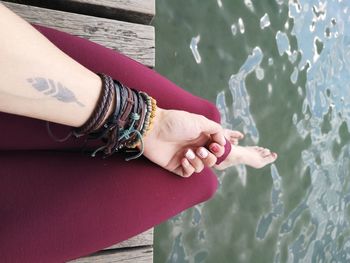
[153,0,350,262]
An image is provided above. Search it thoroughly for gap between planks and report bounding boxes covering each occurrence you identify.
[2,0,155,24]
[2,1,155,67]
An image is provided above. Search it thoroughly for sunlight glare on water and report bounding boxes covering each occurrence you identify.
[190,35,202,64]
[276,31,291,56]
[238,18,245,34]
[260,13,271,29]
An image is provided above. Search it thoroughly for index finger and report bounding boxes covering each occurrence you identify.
[210,130,226,146]
[198,116,225,145]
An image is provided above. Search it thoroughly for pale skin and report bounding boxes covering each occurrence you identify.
[0,4,277,178]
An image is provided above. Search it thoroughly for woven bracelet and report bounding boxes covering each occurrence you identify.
[73,73,115,137]
[45,72,157,161]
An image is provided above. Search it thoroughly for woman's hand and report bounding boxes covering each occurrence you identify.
[140,107,226,177]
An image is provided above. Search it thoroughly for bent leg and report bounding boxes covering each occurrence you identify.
[0,151,217,262]
[0,25,221,262]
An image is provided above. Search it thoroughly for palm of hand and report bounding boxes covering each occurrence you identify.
[142,109,214,176]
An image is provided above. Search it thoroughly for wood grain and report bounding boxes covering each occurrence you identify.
[2,0,155,24]
[104,229,153,250]
[2,2,155,67]
[68,246,153,263]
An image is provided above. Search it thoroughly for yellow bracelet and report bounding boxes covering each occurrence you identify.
[145,97,157,134]
[128,94,157,148]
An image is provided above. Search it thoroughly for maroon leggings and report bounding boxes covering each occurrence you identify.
[0,25,226,262]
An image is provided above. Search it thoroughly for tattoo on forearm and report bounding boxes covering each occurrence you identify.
[27,78,85,107]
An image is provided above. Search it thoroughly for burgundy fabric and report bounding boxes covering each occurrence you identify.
[216,138,232,164]
[0,25,230,262]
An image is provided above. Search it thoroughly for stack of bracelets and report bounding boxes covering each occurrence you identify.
[69,73,157,161]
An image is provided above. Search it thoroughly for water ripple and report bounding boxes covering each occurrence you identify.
[238,18,245,34]
[256,164,284,240]
[260,13,271,29]
[190,35,202,64]
[276,31,291,56]
[223,47,263,143]
[260,0,350,261]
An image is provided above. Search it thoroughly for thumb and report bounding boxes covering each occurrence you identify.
[198,116,225,146]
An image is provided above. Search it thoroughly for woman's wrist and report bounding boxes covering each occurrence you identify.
[71,72,162,158]
[137,106,164,151]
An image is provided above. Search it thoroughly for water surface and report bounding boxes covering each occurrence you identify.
[153,0,350,262]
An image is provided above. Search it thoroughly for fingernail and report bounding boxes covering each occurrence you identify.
[183,159,190,167]
[210,145,219,153]
[185,149,195,160]
[198,147,208,159]
[221,135,226,145]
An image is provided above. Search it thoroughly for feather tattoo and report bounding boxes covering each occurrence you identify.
[27,78,85,107]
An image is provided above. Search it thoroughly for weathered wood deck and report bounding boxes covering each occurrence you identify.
[1,0,155,262]
[70,228,154,262]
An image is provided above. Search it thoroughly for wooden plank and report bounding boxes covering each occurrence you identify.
[2,2,155,67]
[3,0,155,24]
[104,229,153,250]
[69,246,153,263]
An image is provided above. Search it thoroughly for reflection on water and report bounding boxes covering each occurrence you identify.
[275,31,291,56]
[266,0,350,261]
[260,13,271,30]
[190,35,202,64]
[218,46,262,144]
[154,0,350,262]
[216,47,263,187]
[256,164,283,241]
[238,18,245,34]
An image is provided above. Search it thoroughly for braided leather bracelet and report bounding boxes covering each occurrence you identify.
[73,73,114,137]
[88,74,156,160]
[47,73,156,160]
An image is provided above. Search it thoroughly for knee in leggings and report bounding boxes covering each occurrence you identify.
[199,171,219,202]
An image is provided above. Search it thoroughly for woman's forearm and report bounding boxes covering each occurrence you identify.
[0,3,104,127]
